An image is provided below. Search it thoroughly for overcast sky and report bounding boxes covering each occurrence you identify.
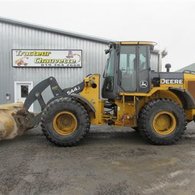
[0,0,195,71]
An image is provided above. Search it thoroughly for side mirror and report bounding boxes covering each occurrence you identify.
[165,63,171,72]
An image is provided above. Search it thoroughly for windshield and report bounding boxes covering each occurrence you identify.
[104,49,115,77]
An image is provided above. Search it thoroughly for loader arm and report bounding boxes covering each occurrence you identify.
[15,76,85,130]
[0,77,85,140]
[24,76,85,111]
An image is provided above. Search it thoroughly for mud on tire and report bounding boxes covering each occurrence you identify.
[41,97,90,146]
[138,99,186,145]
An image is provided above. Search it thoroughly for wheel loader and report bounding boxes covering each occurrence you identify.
[1,41,195,146]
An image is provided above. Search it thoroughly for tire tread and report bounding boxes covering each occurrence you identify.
[138,98,186,145]
[41,97,90,147]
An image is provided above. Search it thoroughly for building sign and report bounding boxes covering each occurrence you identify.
[12,49,82,68]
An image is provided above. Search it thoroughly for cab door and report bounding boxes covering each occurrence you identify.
[118,45,150,93]
[118,45,137,92]
[137,46,150,92]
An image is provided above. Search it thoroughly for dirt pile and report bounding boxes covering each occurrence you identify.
[0,102,24,140]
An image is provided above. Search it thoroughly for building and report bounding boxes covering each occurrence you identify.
[177,63,195,72]
[0,17,111,112]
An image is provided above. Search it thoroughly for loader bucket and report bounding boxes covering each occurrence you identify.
[0,102,34,140]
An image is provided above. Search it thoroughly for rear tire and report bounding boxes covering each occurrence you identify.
[138,99,186,145]
[41,97,90,146]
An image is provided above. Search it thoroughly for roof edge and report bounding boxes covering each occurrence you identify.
[0,17,113,44]
[116,41,157,45]
[177,63,195,72]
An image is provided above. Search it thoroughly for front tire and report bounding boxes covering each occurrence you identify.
[138,99,186,145]
[41,97,90,146]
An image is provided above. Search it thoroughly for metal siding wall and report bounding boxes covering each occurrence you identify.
[0,22,107,111]
[0,23,13,104]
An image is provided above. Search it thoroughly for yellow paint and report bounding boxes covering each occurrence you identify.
[184,73,195,87]
[114,96,136,127]
[78,72,195,127]
[115,89,184,127]
[119,83,183,97]
[158,90,182,106]
[115,41,157,46]
[152,111,176,135]
[185,109,195,121]
[80,74,104,125]
[183,73,195,120]
[53,111,78,136]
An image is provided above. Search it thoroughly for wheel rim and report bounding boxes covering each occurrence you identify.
[53,111,78,136]
[152,111,176,135]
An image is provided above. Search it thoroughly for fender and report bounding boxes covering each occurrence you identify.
[70,94,96,114]
[169,87,195,109]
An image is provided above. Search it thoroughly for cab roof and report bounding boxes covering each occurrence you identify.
[115,41,157,46]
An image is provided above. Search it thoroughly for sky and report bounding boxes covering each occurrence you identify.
[0,0,195,71]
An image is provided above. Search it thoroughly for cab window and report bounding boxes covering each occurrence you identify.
[119,46,137,91]
[139,46,148,70]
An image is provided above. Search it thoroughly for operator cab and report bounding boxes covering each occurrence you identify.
[102,41,162,99]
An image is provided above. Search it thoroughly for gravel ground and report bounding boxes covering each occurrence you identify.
[0,123,195,195]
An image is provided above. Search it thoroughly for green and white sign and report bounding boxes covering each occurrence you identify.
[12,49,82,68]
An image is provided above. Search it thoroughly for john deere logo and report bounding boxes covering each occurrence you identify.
[160,79,183,85]
[140,80,148,88]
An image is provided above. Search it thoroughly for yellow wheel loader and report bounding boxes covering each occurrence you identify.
[1,41,195,146]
